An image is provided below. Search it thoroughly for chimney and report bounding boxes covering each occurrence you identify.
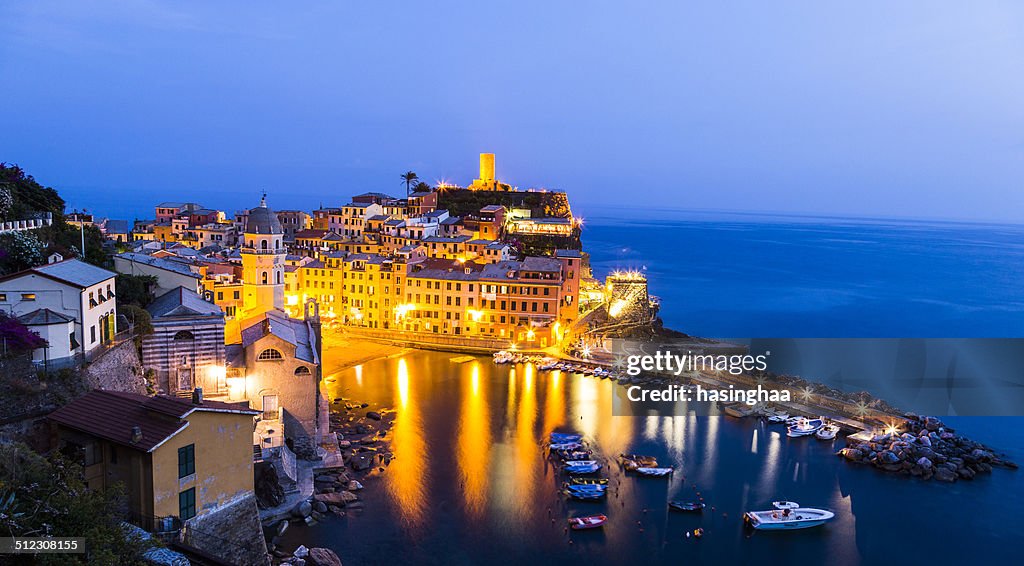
[192,387,203,405]
[130,426,142,444]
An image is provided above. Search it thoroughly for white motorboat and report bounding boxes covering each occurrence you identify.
[768,412,790,423]
[816,423,840,440]
[787,418,824,437]
[745,501,835,530]
[563,460,598,467]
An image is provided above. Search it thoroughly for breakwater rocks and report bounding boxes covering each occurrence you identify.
[837,415,1018,482]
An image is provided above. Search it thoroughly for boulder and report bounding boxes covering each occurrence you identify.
[315,491,358,506]
[292,500,312,519]
[879,451,900,465]
[916,457,932,470]
[934,467,957,482]
[918,435,931,447]
[347,480,364,491]
[276,520,290,537]
[351,454,373,471]
[314,501,328,513]
[308,547,344,566]
[957,466,976,480]
[367,411,382,421]
[294,545,310,558]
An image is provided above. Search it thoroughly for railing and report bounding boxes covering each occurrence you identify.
[128,512,182,534]
[0,213,53,234]
[342,326,515,352]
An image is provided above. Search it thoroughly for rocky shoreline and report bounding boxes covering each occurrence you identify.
[838,414,1018,481]
[264,396,396,566]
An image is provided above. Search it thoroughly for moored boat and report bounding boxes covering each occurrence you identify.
[787,418,824,437]
[744,501,835,530]
[564,463,601,475]
[816,423,840,440]
[569,514,608,530]
[669,501,705,512]
[570,477,609,486]
[549,442,583,451]
[635,467,673,477]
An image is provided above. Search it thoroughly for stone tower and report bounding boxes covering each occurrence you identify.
[240,195,285,316]
[470,153,500,191]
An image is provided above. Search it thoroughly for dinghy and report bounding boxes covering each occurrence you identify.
[744,501,834,530]
[570,477,609,486]
[635,467,673,477]
[669,501,705,512]
[569,514,608,530]
[564,463,601,475]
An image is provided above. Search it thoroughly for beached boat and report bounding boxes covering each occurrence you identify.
[635,467,673,477]
[669,501,705,512]
[744,501,835,530]
[816,423,840,440]
[569,514,608,530]
[722,403,755,418]
[570,477,609,486]
[787,418,824,437]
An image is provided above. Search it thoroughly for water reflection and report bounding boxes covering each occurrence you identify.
[457,363,489,517]
[386,359,427,525]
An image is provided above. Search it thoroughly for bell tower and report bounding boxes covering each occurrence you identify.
[240,194,285,316]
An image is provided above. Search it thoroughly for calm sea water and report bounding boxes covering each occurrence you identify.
[277,212,1023,564]
[282,353,1023,565]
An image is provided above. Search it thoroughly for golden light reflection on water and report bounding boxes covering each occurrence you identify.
[387,358,427,525]
[513,363,538,507]
[457,363,490,517]
[542,370,565,438]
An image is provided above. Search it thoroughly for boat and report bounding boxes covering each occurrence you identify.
[669,501,705,512]
[744,501,835,530]
[562,459,597,467]
[635,467,673,477]
[787,418,824,437]
[550,432,583,442]
[564,489,606,501]
[549,442,583,451]
[722,403,755,418]
[816,423,840,440]
[562,482,607,492]
[767,412,790,423]
[564,463,601,475]
[619,454,658,471]
[557,450,593,461]
[569,514,608,530]
[570,477,609,486]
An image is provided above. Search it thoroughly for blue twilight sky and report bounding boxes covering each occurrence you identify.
[1,1,1023,222]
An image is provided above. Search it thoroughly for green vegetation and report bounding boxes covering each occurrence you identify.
[401,171,420,197]
[0,163,107,274]
[437,188,572,218]
[0,442,154,565]
[115,274,158,309]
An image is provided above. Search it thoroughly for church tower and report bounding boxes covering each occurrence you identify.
[240,194,285,316]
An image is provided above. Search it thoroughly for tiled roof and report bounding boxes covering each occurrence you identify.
[116,252,201,279]
[294,229,328,239]
[240,311,317,363]
[147,286,223,319]
[48,390,254,453]
[3,259,116,289]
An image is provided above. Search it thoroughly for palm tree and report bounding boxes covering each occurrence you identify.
[401,171,419,197]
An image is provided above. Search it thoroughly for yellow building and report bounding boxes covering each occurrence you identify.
[49,390,258,529]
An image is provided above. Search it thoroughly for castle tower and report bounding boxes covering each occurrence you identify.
[470,152,500,191]
[240,195,285,317]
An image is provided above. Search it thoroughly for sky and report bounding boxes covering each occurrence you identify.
[2,1,1023,222]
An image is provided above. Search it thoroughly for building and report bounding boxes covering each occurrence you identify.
[239,196,286,319]
[228,304,324,456]
[0,259,118,357]
[406,191,438,217]
[142,287,227,396]
[468,153,511,191]
[16,308,76,367]
[114,252,204,296]
[48,390,258,532]
[276,210,311,242]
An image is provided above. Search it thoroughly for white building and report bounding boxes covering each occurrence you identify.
[0,259,118,358]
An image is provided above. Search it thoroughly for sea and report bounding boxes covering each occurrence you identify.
[278,209,1024,565]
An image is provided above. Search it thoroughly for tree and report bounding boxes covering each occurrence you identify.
[0,442,154,564]
[413,181,431,193]
[0,163,65,222]
[115,274,158,308]
[400,171,419,197]
[0,312,47,357]
[0,231,45,275]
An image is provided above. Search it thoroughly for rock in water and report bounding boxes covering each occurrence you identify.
[293,500,312,518]
[294,545,310,558]
[347,480,364,491]
[367,411,382,420]
[934,467,957,482]
[308,547,343,566]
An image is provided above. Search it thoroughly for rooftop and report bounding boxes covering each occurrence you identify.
[0,258,116,289]
[147,286,224,319]
[48,390,255,453]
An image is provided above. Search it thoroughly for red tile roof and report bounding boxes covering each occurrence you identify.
[48,390,255,453]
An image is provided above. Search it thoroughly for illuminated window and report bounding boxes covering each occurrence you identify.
[21,293,36,301]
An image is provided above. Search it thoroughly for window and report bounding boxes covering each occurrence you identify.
[21,293,36,301]
[176,444,197,478]
[258,349,283,361]
[173,330,194,340]
[179,488,196,520]
[295,366,311,376]
[0,293,6,301]
[233,290,240,300]
[90,325,96,344]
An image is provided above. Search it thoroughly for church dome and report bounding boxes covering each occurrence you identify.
[245,195,283,235]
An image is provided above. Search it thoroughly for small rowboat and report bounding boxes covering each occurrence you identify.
[556,450,593,461]
[569,514,608,530]
[562,483,607,493]
[570,477,609,486]
[669,501,705,512]
[551,432,582,442]
[550,442,583,451]
[564,463,601,475]
[563,460,597,467]
[564,488,607,500]
[816,423,840,440]
[635,467,673,477]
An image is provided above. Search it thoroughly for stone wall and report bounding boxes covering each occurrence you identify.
[82,339,148,394]
[183,493,270,566]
